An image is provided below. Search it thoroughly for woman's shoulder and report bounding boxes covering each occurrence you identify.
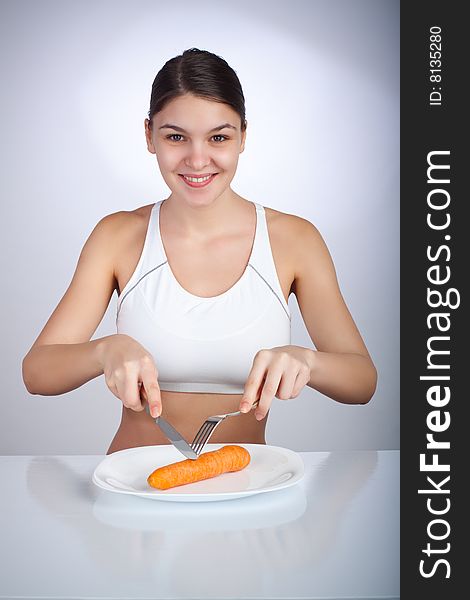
[261,204,328,284]
[91,202,154,242]
[78,203,155,278]
[96,202,154,226]
[263,204,324,247]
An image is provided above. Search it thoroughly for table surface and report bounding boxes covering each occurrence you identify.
[0,450,399,600]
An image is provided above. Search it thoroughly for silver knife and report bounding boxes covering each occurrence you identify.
[144,404,198,460]
[155,415,198,460]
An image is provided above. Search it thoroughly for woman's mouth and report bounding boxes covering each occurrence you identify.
[178,173,218,188]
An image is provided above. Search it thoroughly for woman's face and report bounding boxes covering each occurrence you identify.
[145,94,246,205]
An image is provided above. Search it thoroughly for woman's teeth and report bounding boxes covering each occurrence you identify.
[183,175,212,183]
[179,173,218,188]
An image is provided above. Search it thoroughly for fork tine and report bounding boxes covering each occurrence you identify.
[191,420,220,454]
[190,399,261,455]
[193,424,219,453]
[192,421,214,448]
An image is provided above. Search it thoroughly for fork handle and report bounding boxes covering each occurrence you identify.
[230,399,260,417]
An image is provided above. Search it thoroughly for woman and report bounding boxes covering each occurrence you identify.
[22,48,377,454]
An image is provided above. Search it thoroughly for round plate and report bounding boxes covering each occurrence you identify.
[92,443,305,502]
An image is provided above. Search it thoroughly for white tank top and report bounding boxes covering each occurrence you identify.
[116,200,291,394]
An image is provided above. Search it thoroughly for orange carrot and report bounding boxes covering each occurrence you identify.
[147,445,251,490]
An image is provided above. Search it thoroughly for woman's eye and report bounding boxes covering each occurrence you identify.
[165,134,228,143]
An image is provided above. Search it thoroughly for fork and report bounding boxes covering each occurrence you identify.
[190,400,260,456]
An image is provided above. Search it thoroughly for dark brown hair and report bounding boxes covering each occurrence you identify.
[148,48,247,132]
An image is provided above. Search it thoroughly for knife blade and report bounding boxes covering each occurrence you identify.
[154,415,199,460]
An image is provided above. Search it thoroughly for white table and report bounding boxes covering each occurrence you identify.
[0,450,399,599]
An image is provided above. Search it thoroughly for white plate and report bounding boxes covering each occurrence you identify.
[92,443,304,502]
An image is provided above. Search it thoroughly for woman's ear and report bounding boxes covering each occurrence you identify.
[144,118,156,154]
[240,121,247,153]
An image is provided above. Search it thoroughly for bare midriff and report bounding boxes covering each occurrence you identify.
[106,390,267,454]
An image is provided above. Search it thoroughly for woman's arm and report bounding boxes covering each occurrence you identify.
[23,339,107,396]
[303,348,376,405]
[291,217,377,404]
[22,213,119,395]
[21,212,162,417]
[240,214,377,418]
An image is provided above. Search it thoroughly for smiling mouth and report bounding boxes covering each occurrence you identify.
[178,173,218,187]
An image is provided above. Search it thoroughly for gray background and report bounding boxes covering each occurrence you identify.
[0,0,399,454]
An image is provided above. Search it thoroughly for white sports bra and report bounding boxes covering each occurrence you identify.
[116,200,291,394]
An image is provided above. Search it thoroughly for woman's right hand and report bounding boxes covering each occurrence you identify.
[96,334,162,418]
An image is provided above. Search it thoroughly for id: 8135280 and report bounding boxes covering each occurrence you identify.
[429,26,442,106]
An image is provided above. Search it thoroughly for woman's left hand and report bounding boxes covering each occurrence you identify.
[239,345,315,420]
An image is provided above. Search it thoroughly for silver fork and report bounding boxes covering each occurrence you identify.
[190,400,260,456]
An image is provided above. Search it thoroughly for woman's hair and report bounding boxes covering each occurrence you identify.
[147,48,247,132]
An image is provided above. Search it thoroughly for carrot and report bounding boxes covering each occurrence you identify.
[147,445,251,490]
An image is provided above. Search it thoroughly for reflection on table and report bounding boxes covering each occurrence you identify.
[0,450,399,599]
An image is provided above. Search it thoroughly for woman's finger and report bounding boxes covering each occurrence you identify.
[139,382,147,401]
[141,372,162,418]
[256,367,283,420]
[276,368,300,400]
[240,353,270,412]
[291,368,310,398]
[105,378,120,400]
[120,377,144,411]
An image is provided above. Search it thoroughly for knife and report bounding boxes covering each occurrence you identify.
[144,404,198,460]
[155,415,199,460]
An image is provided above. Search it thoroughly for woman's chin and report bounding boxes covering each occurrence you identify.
[169,185,234,207]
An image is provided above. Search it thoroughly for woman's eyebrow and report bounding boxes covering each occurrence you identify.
[159,123,237,133]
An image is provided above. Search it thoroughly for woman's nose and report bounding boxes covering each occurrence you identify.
[184,142,211,171]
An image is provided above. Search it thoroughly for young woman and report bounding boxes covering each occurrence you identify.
[22,48,377,454]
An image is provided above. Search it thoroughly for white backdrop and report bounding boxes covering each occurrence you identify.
[0,0,399,454]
